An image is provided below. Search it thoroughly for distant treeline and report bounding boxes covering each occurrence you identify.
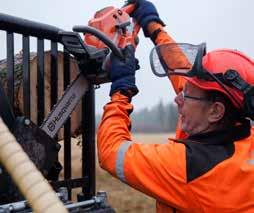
[96,100,178,133]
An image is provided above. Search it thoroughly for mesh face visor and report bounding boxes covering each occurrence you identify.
[150,43,204,77]
[149,42,254,117]
[149,42,243,108]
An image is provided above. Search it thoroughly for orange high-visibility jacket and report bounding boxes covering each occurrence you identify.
[97,24,254,212]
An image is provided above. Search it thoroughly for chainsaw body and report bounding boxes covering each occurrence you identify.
[60,3,139,85]
[85,5,139,50]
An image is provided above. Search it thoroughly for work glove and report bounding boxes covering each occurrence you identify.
[131,0,165,37]
[109,45,140,97]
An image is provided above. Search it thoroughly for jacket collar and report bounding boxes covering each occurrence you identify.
[186,119,251,145]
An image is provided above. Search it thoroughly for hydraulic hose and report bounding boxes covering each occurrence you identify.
[0,117,68,213]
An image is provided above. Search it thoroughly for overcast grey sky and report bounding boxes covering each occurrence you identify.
[1,0,254,114]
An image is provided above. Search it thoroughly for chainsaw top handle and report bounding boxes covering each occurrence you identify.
[73,26,124,59]
[122,0,137,14]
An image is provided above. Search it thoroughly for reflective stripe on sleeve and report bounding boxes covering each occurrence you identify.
[116,141,132,182]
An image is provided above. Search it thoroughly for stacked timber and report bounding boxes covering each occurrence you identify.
[0,51,82,140]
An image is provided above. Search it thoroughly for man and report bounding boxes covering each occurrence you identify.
[97,0,254,212]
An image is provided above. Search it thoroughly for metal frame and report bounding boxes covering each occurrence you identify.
[0,13,96,200]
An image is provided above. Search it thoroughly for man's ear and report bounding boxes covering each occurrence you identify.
[208,102,225,123]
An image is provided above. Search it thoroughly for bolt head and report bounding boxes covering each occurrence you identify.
[24,119,31,126]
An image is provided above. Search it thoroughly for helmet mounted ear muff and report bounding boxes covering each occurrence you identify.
[223,69,254,120]
[150,42,254,120]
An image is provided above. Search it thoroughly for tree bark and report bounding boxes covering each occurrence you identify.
[0,51,82,140]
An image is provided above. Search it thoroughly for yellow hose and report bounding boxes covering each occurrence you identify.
[0,117,68,213]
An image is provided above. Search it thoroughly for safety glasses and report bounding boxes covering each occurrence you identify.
[181,90,210,102]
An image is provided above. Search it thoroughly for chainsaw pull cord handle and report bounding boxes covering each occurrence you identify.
[73,26,124,60]
[0,117,68,213]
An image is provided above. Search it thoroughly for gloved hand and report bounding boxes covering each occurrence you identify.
[109,45,140,97]
[131,0,165,37]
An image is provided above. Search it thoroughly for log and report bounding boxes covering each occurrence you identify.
[0,51,82,140]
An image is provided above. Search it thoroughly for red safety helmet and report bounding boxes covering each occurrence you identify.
[150,43,254,119]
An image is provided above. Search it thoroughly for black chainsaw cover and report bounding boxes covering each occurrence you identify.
[0,116,62,204]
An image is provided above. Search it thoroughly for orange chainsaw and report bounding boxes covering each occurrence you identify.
[59,0,140,83]
[41,1,140,138]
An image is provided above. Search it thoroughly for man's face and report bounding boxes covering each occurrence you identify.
[174,82,212,135]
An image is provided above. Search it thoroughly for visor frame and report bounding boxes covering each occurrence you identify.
[150,42,244,109]
[149,42,202,77]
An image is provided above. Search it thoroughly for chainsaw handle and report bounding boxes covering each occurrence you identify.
[122,2,136,14]
[123,0,138,7]
[73,26,124,59]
